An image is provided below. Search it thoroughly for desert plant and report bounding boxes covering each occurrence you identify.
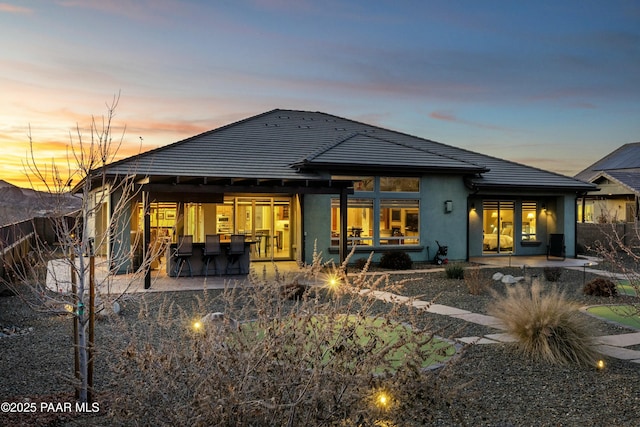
[379,250,413,270]
[583,277,618,297]
[543,266,563,282]
[488,280,598,366]
[464,266,490,295]
[353,257,369,271]
[103,251,463,425]
[280,278,309,300]
[445,263,465,280]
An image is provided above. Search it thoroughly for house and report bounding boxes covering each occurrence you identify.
[83,109,595,286]
[574,142,640,223]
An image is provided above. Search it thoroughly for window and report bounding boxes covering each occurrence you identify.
[379,199,419,245]
[331,198,373,245]
[521,201,537,241]
[380,177,419,192]
[578,202,594,222]
[332,176,374,191]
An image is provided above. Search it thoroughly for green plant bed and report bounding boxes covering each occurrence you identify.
[617,281,639,297]
[586,305,640,329]
[239,315,456,373]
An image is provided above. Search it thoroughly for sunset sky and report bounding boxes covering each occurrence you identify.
[1,0,639,189]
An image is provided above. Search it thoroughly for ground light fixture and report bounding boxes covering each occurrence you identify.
[192,320,203,332]
[373,389,393,411]
[325,273,342,291]
[596,359,606,370]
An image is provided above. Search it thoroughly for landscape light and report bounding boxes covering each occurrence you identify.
[192,320,203,331]
[326,274,341,290]
[374,390,393,411]
[596,359,606,370]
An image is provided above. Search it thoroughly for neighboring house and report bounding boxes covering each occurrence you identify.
[82,109,595,283]
[574,142,640,223]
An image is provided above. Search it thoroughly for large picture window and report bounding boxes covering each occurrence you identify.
[331,198,374,245]
[379,199,419,244]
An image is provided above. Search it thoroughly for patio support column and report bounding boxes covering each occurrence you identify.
[339,187,348,264]
[143,190,151,289]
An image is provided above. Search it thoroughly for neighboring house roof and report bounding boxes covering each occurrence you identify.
[100,109,595,193]
[575,142,640,182]
[606,171,640,193]
[574,142,640,196]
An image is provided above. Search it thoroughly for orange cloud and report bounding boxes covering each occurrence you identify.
[0,3,32,13]
[429,110,509,131]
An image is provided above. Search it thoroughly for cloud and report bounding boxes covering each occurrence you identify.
[429,110,509,131]
[0,3,32,13]
[56,0,181,23]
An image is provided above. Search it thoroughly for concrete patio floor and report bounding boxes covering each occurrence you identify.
[47,254,607,295]
[469,254,600,268]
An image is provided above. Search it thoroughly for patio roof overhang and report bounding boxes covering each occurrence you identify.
[79,172,355,197]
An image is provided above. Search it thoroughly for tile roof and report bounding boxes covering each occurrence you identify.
[103,109,595,192]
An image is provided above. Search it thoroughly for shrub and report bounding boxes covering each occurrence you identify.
[583,277,618,297]
[280,279,308,300]
[104,250,460,425]
[353,257,369,271]
[445,264,465,280]
[464,266,490,295]
[379,250,413,270]
[488,280,598,366]
[543,266,563,282]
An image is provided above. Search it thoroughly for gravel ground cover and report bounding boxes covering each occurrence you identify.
[1,266,639,426]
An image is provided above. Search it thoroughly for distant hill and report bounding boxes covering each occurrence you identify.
[0,180,81,226]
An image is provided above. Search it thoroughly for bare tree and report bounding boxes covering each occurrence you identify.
[587,216,640,318]
[3,94,158,403]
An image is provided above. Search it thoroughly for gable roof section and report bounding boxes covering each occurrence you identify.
[292,133,487,174]
[101,109,595,192]
[594,170,640,195]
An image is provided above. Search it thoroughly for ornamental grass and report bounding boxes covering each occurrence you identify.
[488,279,598,367]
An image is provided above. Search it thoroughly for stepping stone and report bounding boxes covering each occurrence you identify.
[456,336,500,345]
[596,344,640,360]
[423,304,471,316]
[451,312,505,329]
[594,332,640,347]
[484,333,517,343]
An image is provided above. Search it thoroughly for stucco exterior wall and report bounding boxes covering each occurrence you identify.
[302,175,470,265]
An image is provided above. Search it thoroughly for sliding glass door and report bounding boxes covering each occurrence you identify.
[483,201,514,254]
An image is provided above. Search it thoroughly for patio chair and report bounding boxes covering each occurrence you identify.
[546,233,566,260]
[173,235,193,277]
[226,234,246,274]
[202,234,222,276]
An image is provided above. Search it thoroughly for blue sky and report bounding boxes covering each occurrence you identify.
[1,0,639,187]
